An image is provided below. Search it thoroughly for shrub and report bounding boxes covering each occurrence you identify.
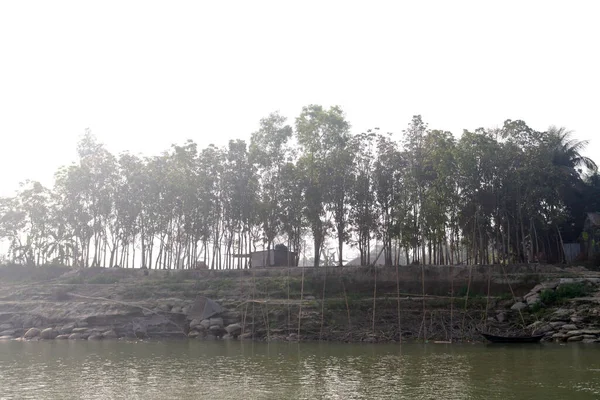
[539,283,589,306]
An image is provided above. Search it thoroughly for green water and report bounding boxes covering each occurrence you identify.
[0,340,599,399]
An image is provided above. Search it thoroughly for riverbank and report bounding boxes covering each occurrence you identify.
[0,264,598,343]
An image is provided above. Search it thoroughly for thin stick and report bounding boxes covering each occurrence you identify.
[298,265,305,338]
[450,263,455,343]
[341,277,352,341]
[484,264,492,329]
[319,266,327,341]
[372,265,377,335]
[396,263,402,344]
[461,264,473,340]
[421,263,426,342]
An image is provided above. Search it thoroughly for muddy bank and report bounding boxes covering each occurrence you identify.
[0,264,597,343]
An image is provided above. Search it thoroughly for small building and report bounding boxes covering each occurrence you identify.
[250,248,298,268]
[583,212,600,259]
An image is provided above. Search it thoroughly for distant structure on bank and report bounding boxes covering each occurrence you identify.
[245,244,298,268]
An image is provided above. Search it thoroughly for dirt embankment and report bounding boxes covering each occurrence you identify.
[0,264,596,343]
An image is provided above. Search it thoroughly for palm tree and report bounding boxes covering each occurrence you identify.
[547,126,597,173]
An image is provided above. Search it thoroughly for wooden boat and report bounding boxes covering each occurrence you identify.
[480,332,544,343]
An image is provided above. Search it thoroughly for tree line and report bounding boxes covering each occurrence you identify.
[1,105,598,269]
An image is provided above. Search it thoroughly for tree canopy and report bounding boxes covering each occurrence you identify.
[0,109,597,268]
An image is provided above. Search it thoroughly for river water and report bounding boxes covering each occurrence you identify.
[0,340,599,399]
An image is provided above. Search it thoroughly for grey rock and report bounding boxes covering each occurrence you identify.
[581,329,600,335]
[552,333,568,340]
[225,323,242,335]
[0,330,17,337]
[40,328,58,340]
[209,318,224,328]
[102,330,118,339]
[87,334,103,341]
[181,307,189,315]
[496,312,506,323]
[529,284,545,294]
[511,302,527,311]
[222,334,234,340]
[59,323,76,335]
[534,324,553,334]
[0,336,13,340]
[171,306,183,314]
[204,334,217,340]
[583,335,597,340]
[567,335,583,342]
[0,323,13,331]
[561,324,578,331]
[200,319,211,330]
[68,333,83,340]
[72,328,88,334]
[24,328,41,339]
[189,319,204,330]
[543,281,560,290]
[571,316,584,324]
[188,331,201,338]
[526,294,540,305]
[566,330,583,336]
[56,335,70,340]
[550,322,566,328]
[76,321,88,328]
[551,309,574,321]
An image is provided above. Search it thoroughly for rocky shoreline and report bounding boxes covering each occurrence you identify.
[1,265,600,344]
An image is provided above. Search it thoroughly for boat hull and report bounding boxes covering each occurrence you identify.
[480,332,544,343]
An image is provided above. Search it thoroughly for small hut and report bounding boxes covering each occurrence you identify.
[582,212,600,259]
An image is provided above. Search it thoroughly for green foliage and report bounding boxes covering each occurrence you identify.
[539,283,589,306]
[0,110,597,270]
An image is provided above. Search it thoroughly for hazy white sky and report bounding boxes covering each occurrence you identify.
[1,0,598,197]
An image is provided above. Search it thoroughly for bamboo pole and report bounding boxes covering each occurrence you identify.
[342,277,352,341]
[372,265,377,335]
[319,266,327,341]
[297,265,305,339]
[461,264,473,340]
[396,263,402,344]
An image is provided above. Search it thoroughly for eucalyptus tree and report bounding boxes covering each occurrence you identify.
[373,133,404,265]
[295,105,350,267]
[249,112,293,266]
[349,130,378,265]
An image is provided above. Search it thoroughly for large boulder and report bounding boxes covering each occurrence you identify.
[59,323,76,335]
[209,318,224,328]
[561,324,578,331]
[225,324,242,336]
[189,319,204,330]
[526,294,540,305]
[551,309,574,321]
[41,328,58,340]
[68,333,83,340]
[24,328,41,339]
[102,330,118,340]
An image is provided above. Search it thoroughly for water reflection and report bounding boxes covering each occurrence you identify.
[0,341,599,399]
